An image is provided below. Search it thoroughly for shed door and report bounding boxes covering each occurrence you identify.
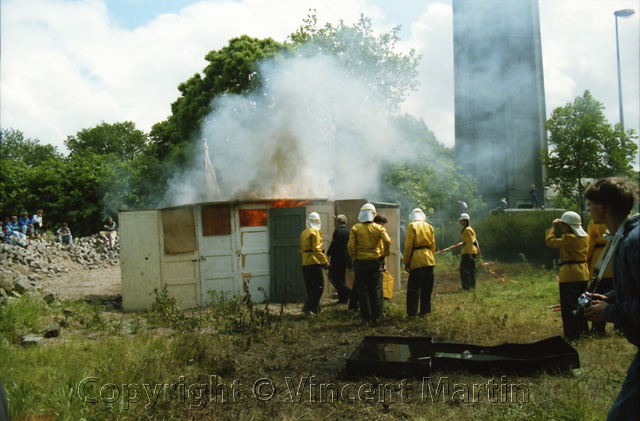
[269,207,306,302]
[236,204,270,301]
[160,208,201,309]
[198,205,237,304]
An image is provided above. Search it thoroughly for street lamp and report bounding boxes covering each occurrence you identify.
[614,8,635,130]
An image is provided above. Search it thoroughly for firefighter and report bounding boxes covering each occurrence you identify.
[545,211,589,340]
[403,208,436,317]
[458,213,477,290]
[586,220,613,335]
[348,203,391,327]
[300,212,329,315]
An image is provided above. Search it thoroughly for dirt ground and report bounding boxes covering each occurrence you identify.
[35,262,466,310]
[38,264,122,300]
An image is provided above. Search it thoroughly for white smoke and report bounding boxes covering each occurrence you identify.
[164,48,417,206]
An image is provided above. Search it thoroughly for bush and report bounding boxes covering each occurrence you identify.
[432,210,584,266]
[474,210,568,265]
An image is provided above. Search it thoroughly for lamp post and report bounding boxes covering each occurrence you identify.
[614,9,635,130]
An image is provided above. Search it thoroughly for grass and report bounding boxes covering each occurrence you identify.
[0,258,635,420]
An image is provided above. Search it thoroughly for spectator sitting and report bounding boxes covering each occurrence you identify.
[18,212,35,237]
[99,216,118,248]
[56,223,73,245]
[2,226,26,247]
[497,198,508,210]
[31,210,45,236]
[7,216,27,240]
[2,217,9,228]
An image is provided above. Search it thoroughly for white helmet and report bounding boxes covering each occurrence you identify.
[409,208,426,222]
[459,213,470,221]
[560,211,587,237]
[307,212,321,230]
[358,203,377,223]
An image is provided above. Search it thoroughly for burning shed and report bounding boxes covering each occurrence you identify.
[119,199,400,311]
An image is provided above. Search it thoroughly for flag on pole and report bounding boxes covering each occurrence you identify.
[203,138,222,199]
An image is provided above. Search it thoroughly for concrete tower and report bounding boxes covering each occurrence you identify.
[453,0,547,210]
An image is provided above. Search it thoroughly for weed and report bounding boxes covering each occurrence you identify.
[148,285,198,331]
[0,292,48,344]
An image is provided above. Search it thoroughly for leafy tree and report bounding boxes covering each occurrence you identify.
[65,121,148,160]
[381,115,485,219]
[288,11,420,112]
[543,90,638,215]
[150,35,289,158]
[0,128,60,166]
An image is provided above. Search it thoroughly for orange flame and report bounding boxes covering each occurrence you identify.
[270,200,310,209]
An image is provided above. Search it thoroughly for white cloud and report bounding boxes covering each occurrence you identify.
[401,2,454,146]
[1,0,638,162]
[0,0,379,151]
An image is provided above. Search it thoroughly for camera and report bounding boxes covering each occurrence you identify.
[572,292,592,316]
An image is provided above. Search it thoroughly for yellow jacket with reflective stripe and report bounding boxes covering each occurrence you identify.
[402,220,436,269]
[545,228,589,283]
[348,222,391,262]
[461,226,477,255]
[586,221,613,279]
[300,227,328,266]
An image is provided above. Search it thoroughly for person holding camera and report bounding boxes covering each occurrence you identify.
[583,177,639,420]
[545,211,589,340]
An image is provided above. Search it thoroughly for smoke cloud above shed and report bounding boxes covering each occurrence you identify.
[164,46,419,206]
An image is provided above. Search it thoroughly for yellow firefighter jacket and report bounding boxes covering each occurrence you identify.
[300,227,328,266]
[402,220,436,269]
[586,220,613,279]
[461,226,478,255]
[348,222,391,262]
[545,228,589,283]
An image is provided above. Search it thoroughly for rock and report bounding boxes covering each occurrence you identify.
[0,272,13,291]
[43,290,56,303]
[9,290,22,299]
[21,334,43,346]
[43,324,60,338]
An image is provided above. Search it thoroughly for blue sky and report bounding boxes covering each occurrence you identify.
[106,0,202,28]
[1,0,638,161]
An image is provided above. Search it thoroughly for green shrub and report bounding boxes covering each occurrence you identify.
[474,210,568,265]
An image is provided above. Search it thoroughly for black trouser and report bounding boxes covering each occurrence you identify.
[328,264,351,303]
[591,277,613,334]
[406,266,434,316]
[559,281,588,340]
[302,264,324,313]
[460,254,476,290]
[353,259,383,321]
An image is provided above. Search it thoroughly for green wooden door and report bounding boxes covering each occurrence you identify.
[270,207,306,302]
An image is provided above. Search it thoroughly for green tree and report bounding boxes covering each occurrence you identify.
[65,121,148,160]
[381,115,485,219]
[288,11,420,112]
[150,35,289,159]
[543,90,638,216]
[0,128,60,166]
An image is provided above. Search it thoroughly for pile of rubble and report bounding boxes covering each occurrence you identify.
[0,235,119,294]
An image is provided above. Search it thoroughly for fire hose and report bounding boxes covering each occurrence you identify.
[435,242,463,254]
[436,240,515,283]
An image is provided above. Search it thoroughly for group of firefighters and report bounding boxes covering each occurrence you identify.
[299,177,638,419]
[299,203,478,326]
